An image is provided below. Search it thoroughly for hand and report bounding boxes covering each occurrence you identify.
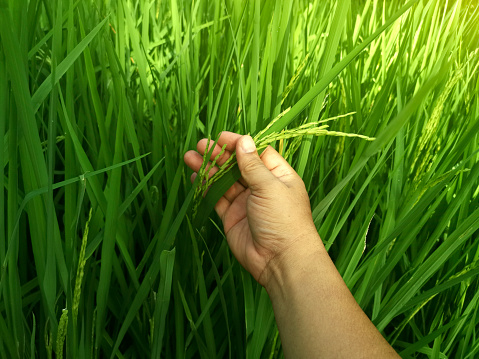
[184,132,320,288]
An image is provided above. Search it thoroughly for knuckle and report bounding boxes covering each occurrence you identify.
[241,159,262,174]
[259,145,274,158]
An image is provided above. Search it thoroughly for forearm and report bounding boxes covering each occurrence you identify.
[264,233,400,359]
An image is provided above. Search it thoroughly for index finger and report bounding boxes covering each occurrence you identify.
[197,131,242,155]
[217,131,242,151]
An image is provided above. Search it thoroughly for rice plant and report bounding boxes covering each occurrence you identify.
[0,0,478,358]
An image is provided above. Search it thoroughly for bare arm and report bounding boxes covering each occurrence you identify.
[184,132,399,358]
[264,232,399,358]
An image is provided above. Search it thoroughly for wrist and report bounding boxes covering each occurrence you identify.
[260,230,327,300]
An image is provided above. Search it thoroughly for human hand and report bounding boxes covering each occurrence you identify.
[184,132,321,289]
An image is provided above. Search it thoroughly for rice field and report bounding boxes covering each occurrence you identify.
[0,0,479,357]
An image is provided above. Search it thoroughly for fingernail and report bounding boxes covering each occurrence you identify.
[241,136,256,153]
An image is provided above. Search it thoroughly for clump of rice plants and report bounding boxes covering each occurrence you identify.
[0,0,479,358]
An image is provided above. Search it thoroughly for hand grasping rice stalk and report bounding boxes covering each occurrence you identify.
[193,108,375,218]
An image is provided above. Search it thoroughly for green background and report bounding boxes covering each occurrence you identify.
[0,0,478,357]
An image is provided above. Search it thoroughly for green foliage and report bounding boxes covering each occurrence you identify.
[0,0,478,358]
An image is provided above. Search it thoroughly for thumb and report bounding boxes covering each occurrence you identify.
[236,135,276,192]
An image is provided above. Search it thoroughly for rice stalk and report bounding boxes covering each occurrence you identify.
[412,69,463,184]
[72,207,93,325]
[56,308,68,359]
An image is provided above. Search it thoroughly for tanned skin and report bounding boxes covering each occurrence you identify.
[184,132,400,359]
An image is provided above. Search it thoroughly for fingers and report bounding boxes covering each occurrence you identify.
[184,150,203,171]
[185,149,246,185]
[196,140,232,167]
[185,133,247,189]
[223,180,247,203]
[186,134,298,189]
[259,145,293,171]
[215,190,251,234]
[214,184,248,224]
[196,131,242,166]
[184,150,220,177]
[235,136,278,192]
[214,196,230,221]
[192,169,247,202]
[215,189,249,234]
[185,132,240,174]
[186,132,300,200]
[259,146,298,183]
[216,131,243,151]
[185,149,247,203]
